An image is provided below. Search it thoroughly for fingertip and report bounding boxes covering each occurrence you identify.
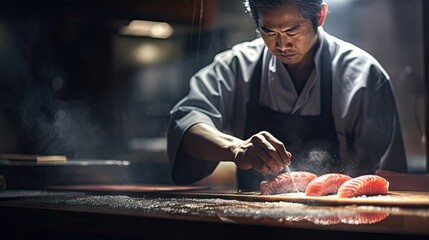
[284,153,292,166]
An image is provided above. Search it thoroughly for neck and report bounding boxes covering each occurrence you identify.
[285,65,313,95]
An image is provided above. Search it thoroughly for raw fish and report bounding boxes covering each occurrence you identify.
[337,175,389,198]
[305,173,352,196]
[260,171,317,195]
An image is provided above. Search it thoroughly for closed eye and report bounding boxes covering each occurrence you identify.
[259,25,301,37]
[259,26,276,36]
[284,25,300,36]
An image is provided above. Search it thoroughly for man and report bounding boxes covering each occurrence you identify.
[167,0,407,191]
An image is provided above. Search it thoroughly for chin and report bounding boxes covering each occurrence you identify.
[275,54,302,65]
[277,58,300,65]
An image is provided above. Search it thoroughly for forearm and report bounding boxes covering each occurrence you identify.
[181,123,243,162]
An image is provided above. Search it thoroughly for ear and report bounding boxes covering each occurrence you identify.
[317,3,328,27]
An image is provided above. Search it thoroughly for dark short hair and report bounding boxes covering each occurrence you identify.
[244,0,323,30]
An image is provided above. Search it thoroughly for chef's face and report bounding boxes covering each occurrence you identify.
[257,6,320,65]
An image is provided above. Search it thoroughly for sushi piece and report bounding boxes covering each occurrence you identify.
[260,171,317,195]
[337,175,389,198]
[305,173,352,196]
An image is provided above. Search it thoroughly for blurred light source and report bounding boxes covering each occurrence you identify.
[134,43,163,64]
[120,20,173,39]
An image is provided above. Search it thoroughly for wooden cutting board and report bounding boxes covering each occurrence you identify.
[166,190,429,208]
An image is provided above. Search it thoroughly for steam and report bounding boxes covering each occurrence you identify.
[289,140,339,176]
[306,149,333,174]
[20,86,109,158]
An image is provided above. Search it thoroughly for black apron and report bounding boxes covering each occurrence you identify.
[237,40,341,191]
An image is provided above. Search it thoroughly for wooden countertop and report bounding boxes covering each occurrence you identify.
[0,189,428,239]
[165,190,429,208]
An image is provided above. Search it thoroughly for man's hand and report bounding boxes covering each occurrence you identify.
[232,131,292,176]
[181,124,291,176]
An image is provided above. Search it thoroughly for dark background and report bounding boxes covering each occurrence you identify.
[0,0,426,186]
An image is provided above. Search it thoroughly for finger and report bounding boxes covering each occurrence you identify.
[250,135,282,172]
[256,132,287,169]
[261,131,292,166]
[249,155,271,175]
[238,143,272,174]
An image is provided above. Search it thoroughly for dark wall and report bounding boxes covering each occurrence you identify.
[0,0,223,160]
[424,0,429,172]
[0,1,115,158]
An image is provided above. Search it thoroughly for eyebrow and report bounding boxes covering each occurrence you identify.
[259,26,274,32]
[259,23,301,33]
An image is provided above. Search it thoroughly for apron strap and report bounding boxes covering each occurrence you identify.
[320,38,333,119]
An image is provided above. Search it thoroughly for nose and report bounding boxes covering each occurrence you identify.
[276,33,292,51]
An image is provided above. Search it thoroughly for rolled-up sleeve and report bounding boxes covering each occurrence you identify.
[167,109,219,184]
[167,39,264,184]
[167,53,237,184]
